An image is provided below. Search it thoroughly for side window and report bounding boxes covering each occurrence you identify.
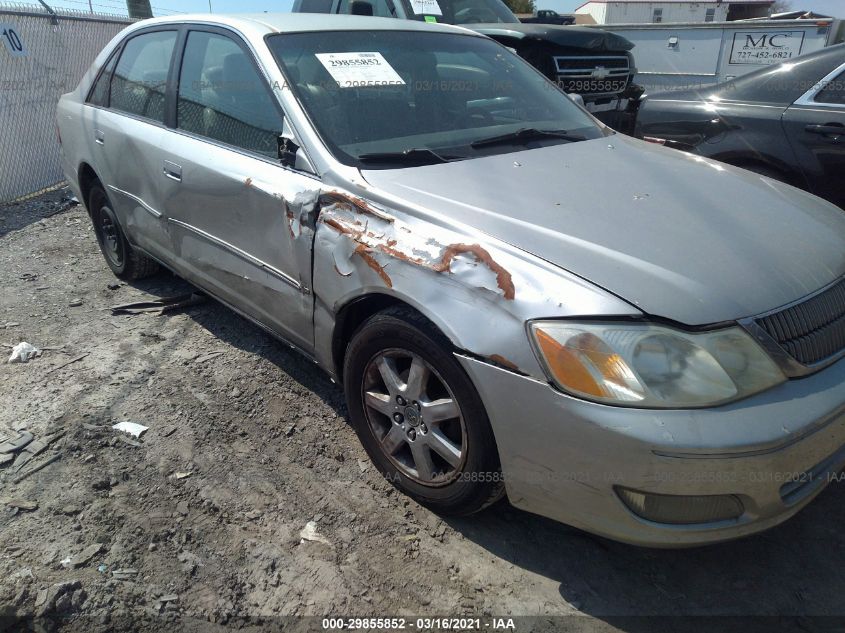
[299,0,334,11]
[110,30,177,122]
[815,70,845,105]
[337,0,394,18]
[177,31,283,158]
[88,49,120,107]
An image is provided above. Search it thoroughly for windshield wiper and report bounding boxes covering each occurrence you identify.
[470,128,586,149]
[357,148,457,165]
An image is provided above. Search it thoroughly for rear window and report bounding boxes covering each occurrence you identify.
[815,69,845,105]
[110,30,177,123]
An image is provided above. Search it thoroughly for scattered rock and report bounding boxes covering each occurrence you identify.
[111,568,138,580]
[35,580,85,618]
[72,543,104,568]
[2,499,38,512]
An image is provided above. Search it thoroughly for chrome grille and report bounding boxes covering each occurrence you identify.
[755,277,845,366]
[552,55,630,97]
[553,55,630,76]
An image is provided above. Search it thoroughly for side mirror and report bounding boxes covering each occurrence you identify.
[566,92,585,108]
[278,130,317,174]
[278,135,300,168]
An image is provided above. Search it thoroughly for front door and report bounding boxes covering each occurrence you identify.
[160,28,317,350]
[782,68,845,209]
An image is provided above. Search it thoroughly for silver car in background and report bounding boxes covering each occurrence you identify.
[57,13,845,547]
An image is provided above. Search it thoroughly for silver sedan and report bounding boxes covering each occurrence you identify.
[57,13,845,546]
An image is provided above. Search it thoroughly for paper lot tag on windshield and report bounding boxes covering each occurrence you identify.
[316,52,406,88]
[410,0,443,16]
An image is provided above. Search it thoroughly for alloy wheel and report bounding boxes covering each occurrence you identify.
[361,349,468,486]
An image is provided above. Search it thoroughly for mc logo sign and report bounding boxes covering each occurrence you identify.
[744,33,791,49]
[730,30,805,65]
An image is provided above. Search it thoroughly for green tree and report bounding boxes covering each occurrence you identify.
[502,0,536,15]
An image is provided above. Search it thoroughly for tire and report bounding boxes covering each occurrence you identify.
[344,306,505,516]
[88,182,159,280]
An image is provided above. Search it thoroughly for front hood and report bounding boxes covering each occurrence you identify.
[468,23,634,51]
[361,135,845,325]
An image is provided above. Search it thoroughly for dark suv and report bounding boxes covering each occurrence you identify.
[292,0,638,114]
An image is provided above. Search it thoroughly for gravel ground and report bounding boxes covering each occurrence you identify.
[1,189,844,633]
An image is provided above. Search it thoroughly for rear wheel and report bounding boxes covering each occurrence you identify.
[89,183,159,280]
[344,307,504,515]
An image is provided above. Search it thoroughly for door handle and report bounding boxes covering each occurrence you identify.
[163,160,182,182]
[805,123,845,138]
[94,129,105,145]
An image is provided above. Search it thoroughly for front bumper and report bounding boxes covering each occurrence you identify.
[457,354,845,547]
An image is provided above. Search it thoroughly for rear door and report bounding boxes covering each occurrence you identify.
[87,28,179,260]
[159,27,317,350]
[782,65,845,209]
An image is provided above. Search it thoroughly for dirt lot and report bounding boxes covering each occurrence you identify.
[1,189,844,633]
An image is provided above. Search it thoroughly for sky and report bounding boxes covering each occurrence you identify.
[41,0,844,18]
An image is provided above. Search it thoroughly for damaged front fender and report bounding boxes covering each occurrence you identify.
[311,188,639,381]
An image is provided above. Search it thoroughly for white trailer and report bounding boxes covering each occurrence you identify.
[588,18,844,94]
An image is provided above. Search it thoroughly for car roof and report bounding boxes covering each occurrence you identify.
[647,42,845,105]
[126,12,477,37]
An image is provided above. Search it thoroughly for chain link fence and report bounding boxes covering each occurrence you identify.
[0,2,132,203]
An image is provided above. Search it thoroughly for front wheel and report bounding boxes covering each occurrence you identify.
[344,307,504,515]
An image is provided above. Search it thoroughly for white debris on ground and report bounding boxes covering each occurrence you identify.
[8,342,41,363]
[299,520,333,547]
[111,422,149,438]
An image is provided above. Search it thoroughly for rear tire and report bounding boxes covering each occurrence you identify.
[88,183,159,280]
[344,306,505,516]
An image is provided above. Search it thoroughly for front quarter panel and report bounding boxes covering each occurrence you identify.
[310,188,641,380]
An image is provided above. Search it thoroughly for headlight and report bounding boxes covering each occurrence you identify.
[529,321,786,408]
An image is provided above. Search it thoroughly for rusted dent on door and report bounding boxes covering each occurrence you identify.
[244,177,253,187]
[285,205,296,240]
[286,189,320,239]
[282,188,321,293]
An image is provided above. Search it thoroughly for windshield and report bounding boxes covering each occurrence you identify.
[400,0,519,24]
[267,31,606,168]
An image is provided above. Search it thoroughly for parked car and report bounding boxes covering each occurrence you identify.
[635,44,845,209]
[292,0,638,111]
[519,9,574,25]
[58,14,845,547]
